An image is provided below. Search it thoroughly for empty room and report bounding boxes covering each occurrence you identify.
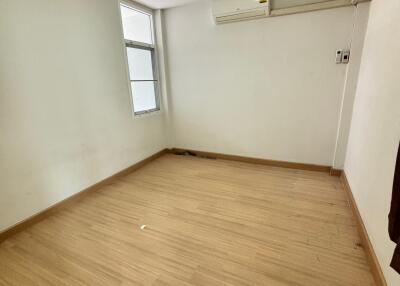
[1,0,399,285]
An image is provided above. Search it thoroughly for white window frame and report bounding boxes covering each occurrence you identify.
[119,1,161,116]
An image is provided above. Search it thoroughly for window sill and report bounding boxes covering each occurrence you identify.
[133,109,162,119]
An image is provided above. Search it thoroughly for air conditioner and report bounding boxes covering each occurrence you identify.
[212,0,371,24]
[212,0,270,24]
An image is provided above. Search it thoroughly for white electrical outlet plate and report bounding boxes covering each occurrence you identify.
[342,50,350,64]
[336,50,343,64]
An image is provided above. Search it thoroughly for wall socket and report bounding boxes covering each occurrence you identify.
[342,49,350,64]
[336,49,351,64]
[336,50,343,64]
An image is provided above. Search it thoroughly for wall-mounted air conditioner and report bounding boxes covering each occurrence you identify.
[212,0,372,24]
[212,0,270,24]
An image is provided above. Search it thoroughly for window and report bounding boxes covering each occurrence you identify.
[120,3,159,115]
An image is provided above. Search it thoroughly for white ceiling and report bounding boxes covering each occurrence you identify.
[134,0,200,9]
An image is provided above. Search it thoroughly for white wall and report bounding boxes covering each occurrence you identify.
[0,0,168,231]
[344,0,400,285]
[163,0,365,166]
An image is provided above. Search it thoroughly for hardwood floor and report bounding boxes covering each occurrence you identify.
[0,154,376,286]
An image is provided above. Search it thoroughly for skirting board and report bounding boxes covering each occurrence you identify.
[0,148,168,244]
[330,168,343,176]
[341,172,387,286]
[170,148,341,175]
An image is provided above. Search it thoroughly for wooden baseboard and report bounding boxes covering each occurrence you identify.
[169,148,340,174]
[0,148,168,244]
[341,172,387,286]
[330,168,343,177]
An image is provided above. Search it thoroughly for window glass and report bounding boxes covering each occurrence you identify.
[126,47,154,81]
[130,81,157,112]
[120,5,153,44]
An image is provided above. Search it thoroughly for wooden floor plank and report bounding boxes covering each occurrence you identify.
[0,154,376,285]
